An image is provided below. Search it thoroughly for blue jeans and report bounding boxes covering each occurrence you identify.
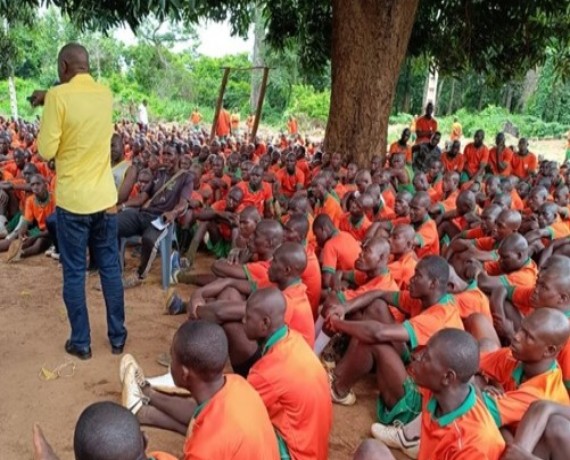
[56,207,126,351]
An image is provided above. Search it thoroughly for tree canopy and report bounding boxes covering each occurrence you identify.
[2,0,569,82]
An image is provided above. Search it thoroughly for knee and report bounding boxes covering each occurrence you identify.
[544,414,570,446]
[363,299,389,321]
[353,439,389,460]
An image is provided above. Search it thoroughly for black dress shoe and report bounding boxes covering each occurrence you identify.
[65,340,92,360]
[111,344,125,355]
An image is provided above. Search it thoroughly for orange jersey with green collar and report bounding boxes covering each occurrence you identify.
[488,147,514,176]
[441,152,465,173]
[302,246,322,318]
[275,167,305,198]
[437,190,460,213]
[339,270,398,303]
[282,281,315,347]
[391,291,464,349]
[428,178,444,203]
[511,152,538,179]
[23,193,55,231]
[211,199,245,240]
[321,231,361,275]
[463,143,489,176]
[414,217,440,259]
[236,181,273,215]
[459,227,486,239]
[339,212,372,242]
[485,258,538,290]
[314,193,343,228]
[510,189,524,210]
[248,328,332,460]
[453,281,492,321]
[382,188,396,210]
[389,141,413,164]
[418,386,505,460]
[480,348,570,429]
[388,251,418,290]
[183,374,279,460]
[545,220,570,240]
[473,236,500,257]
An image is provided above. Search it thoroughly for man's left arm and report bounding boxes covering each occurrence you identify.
[37,91,63,161]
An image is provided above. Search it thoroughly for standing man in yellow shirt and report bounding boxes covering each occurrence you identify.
[450,117,463,141]
[33,43,126,360]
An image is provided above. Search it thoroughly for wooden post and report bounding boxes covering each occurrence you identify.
[250,67,269,142]
[210,67,231,142]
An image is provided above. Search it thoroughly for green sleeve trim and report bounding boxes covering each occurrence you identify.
[337,291,347,305]
[243,265,258,292]
[415,234,425,248]
[505,285,516,300]
[402,320,418,350]
[322,266,336,274]
[546,227,555,240]
[482,392,502,427]
[391,291,400,307]
[437,203,445,214]
[564,379,570,390]
[346,271,356,285]
[499,275,511,289]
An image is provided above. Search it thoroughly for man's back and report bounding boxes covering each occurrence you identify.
[38,74,116,214]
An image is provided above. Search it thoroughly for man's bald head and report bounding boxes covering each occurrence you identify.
[244,287,287,342]
[283,215,309,243]
[412,191,431,209]
[58,43,90,82]
[255,219,284,247]
[270,242,308,277]
[497,209,522,230]
[523,308,570,349]
[500,232,527,253]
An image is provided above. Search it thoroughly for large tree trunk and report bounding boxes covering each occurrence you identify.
[325,0,419,166]
[250,7,265,112]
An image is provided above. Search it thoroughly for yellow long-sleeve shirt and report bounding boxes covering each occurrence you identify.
[37,73,117,214]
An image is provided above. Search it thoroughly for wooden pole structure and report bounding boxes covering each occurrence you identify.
[250,67,269,142]
[210,67,231,142]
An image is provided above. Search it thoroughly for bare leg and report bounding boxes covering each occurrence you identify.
[371,344,409,408]
[183,221,208,263]
[503,300,523,331]
[137,405,188,435]
[22,237,51,258]
[353,439,396,460]
[542,414,570,460]
[333,340,375,396]
[137,386,196,433]
[222,321,259,373]
[177,272,218,286]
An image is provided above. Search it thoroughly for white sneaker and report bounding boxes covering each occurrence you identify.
[121,364,148,415]
[328,370,356,406]
[371,422,420,458]
[146,370,189,396]
[50,252,60,261]
[119,354,146,386]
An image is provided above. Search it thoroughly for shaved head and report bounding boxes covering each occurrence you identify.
[273,242,307,274]
[284,215,309,242]
[500,232,527,253]
[256,219,284,248]
[497,209,522,230]
[393,224,416,241]
[429,329,480,383]
[525,308,570,347]
[244,287,287,342]
[412,191,431,209]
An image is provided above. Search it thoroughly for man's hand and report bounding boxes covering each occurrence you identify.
[189,291,206,320]
[30,90,47,107]
[161,210,177,224]
[493,313,515,341]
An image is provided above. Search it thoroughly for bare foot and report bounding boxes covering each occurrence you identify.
[33,424,60,460]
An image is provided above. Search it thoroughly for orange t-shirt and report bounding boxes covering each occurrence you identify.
[339,270,398,303]
[248,328,332,460]
[506,286,534,317]
[338,213,372,242]
[488,147,514,176]
[382,188,396,210]
[287,119,298,135]
[393,291,464,349]
[211,199,245,240]
[321,231,361,274]
[276,167,305,198]
[282,281,315,347]
[236,181,273,215]
[545,220,570,241]
[215,109,231,137]
[314,193,343,228]
[388,251,418,290]
[243,260,272,290]
[296,159,311,187]
[389,141,412,164]
[441,152,465,173]
[453,281,492,321]
[511,152,538,179]
[510,189,524,210]
[414,217,440,259]
[485,258,538,290]
[463,143,489,176]
[183,374,279,460]
[418,386,505,460]
[23,193,55,231]
[415,116,438,144]
[480,348,570,429]
[302,247,322,319]
[190,111,202,125]
[436,189,460,213]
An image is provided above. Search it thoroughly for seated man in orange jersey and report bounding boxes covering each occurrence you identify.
[435,190,478,245]
[236,164,273,218]
[388,153,413,193]
[440,139,464,173]
[2,174,54,262]
[388,128,412,165]
[469,308,570,439]
[275,152,305,201]
[367,190,412,239]
[355,329,506,460]
[312,214,360,292]
[314,237,398,356]
[525,202,570,257]
[520,185,549,234]
[511,137,538,180]
[487,132,513,177]
[244,288,332,460]
[339,193,374,242]
[461,129,488,183]
[387,224,418,290]
[311,174,343,227]
[324,257,464,418]
[120,321,280,459]
[32,401,177,460]
[409,192,440,258]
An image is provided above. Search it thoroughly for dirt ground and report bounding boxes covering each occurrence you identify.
[0,252,409,460]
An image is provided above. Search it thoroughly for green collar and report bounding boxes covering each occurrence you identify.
[564,310,570,319]
[350,214,365,228]
[465,279,478,291]
[512,360,558,386]
[427,385,476,427]
[436,293,454,305]
[261,325,288,355]
[282,277,301,289]
[413,214,430,229]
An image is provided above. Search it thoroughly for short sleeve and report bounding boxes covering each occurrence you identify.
[321,241,338,274]
[23,196,34,223]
